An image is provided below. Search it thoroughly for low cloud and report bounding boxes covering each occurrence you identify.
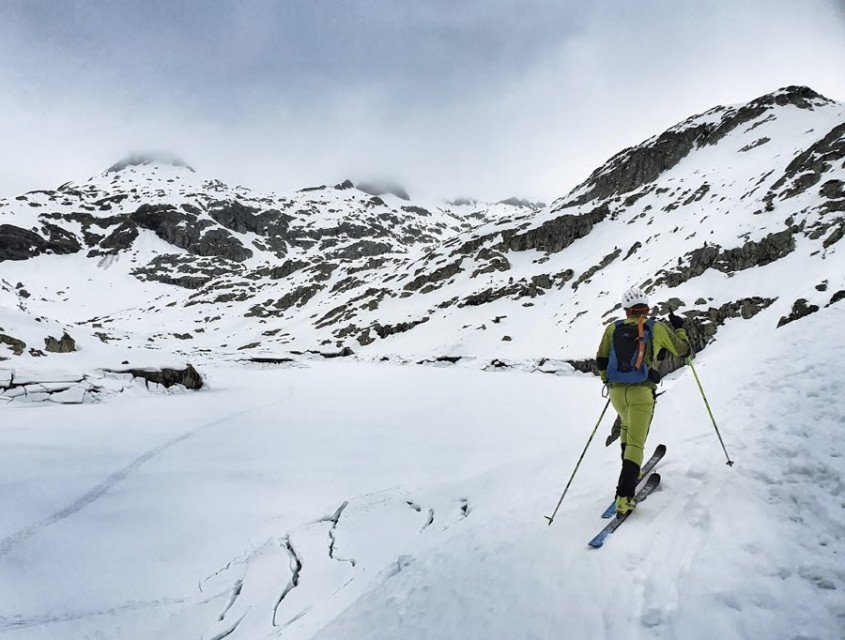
[1,0,843,202]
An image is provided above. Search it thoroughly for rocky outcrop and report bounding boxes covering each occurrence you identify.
[403,260,463,293]
[96,220,139,253]
[333,240,394,259]
[572,248,621,290]
[130,204,253,262]
[651,230,795,290]
[712,229,795,272]
[766,122,845,202]
[0,334,26,356]
[777,298,820,328]
[566,86,829,207]
[496,205,610,254]
[567,124,714,205]
[246,284,325,317]
[0,224,81,262]
[133,254,239,289]
[110,364,204,389]
[44,332,77,353]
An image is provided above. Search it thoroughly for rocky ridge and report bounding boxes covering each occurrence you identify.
[0,86,843,377]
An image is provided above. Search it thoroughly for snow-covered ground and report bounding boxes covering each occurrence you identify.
[1,301,843,639]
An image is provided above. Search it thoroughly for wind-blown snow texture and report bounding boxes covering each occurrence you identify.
[1,86,844,638]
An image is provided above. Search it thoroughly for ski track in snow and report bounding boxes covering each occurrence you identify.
[0,399,287,559]
[0,597,187,634]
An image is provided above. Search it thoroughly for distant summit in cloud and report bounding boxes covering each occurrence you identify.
[106,153,195,174]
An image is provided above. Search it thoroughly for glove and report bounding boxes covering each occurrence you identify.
[668,310,685,329]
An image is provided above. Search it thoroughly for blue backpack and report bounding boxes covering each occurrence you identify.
[607,318,655,384]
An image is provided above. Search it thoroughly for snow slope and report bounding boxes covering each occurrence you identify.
[0,305,842,639]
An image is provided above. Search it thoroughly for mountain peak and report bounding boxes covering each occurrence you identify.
[105,153,195,174]
[747,85,834,111]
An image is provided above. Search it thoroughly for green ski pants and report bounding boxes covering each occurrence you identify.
[608,384,655,468]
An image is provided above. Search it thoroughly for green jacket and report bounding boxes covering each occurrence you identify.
[596,317,690,387]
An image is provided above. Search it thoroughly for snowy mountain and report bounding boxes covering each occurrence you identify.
[1,86,843,375]
[0,86,844,640]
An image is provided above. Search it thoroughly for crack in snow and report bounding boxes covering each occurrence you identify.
[423,507,435,530]
[321,501,357,568]
[218,579,243,622]
[207,612,247,640]
[0,598,188,632]
[272,535,303,627]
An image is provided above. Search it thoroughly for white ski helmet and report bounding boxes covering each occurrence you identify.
[621,287,649,309]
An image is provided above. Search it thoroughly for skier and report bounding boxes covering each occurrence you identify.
[595,287,690,516]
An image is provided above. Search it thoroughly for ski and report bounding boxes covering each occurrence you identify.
[601,444,666,518]
[588,473,661,549]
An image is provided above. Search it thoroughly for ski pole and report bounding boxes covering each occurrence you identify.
[545,398,611,526]
[687,356,734,467]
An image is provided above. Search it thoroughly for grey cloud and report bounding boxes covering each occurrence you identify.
[0,0,843,201]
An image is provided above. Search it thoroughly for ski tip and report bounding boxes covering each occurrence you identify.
[655,443,667,454]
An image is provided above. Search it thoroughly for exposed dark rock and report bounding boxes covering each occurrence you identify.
[777,298,820,327]
[250,356,296,364]
[370,318,429,340]
[820,180,845,200]
[828,290,845,306]
[566,359,596,375]
[766,122,845,202]
[133,254,235,289]
[0,334,26,355]
[652,230,795,289]
[459,278,554,307]
[130,204,208,249]
[712,229,795,272]
[320,347,354,358]
[470,248,511,278]
[207,201,294,254]
[572,248,621,290]
[623,242,642,261]
[403,260,463,292]
[568,124,714,205]
[822,220,845,249]
[333,240,394,259]
[253,260,308,280]
[41,223,82,254]
[658,297,776,373]
[109,364,204,389]
[195,229,253,262]
[401,205,433,217]
[44,332,76,353]
[0,224,81,262]
[97,220,139,252]
[247,284,324,317]
[496,205,610,253]
[739,137,771,152]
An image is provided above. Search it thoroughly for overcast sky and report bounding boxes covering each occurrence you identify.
[1,0,844,202]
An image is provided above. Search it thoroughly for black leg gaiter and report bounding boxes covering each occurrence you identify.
[616,459,641,499]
